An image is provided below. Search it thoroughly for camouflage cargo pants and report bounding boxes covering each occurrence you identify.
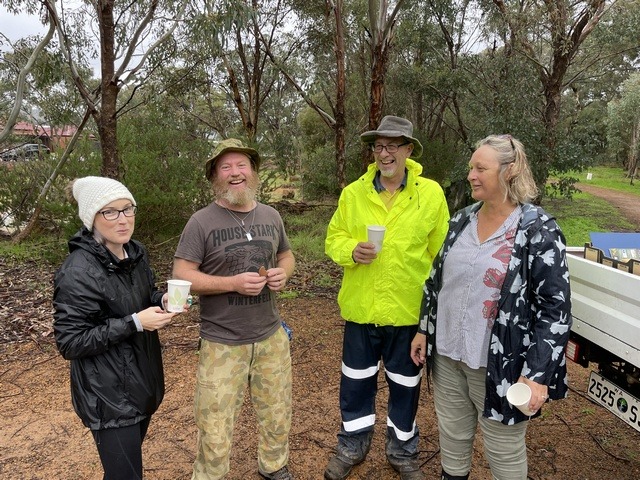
[192,327,292,479]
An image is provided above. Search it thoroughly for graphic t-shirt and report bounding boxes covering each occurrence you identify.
[175,202,291,345]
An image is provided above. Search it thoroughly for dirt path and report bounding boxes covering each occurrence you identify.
[577,183,640,229]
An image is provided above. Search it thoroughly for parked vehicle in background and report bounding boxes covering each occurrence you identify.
[566,239,640,433]
[0,143,51,161]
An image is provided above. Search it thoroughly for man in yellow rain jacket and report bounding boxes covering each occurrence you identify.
[324,116,449,480]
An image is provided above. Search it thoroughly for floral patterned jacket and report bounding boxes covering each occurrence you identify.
[419,202,572,425]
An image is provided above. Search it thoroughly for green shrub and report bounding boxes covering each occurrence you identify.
[283,205,334,263]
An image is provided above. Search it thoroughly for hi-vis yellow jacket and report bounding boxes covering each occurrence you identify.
[325,159,450,327]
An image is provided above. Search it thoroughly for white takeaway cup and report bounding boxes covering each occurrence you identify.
[166,279,192,313]
[506,382,535,416]
[367,225,386,253]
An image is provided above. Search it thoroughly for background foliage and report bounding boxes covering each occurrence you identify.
[1,0,640,244]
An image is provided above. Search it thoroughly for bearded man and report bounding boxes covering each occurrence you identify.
[173,138,296,480]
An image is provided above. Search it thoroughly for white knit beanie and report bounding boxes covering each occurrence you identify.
[72,176,136,230]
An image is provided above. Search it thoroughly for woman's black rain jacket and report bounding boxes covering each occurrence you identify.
[53,228,165,430]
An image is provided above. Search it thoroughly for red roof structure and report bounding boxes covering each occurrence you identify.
[3,121,80,150]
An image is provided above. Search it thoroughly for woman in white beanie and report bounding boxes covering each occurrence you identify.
[53,176,179,480]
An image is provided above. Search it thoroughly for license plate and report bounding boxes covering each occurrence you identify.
[587,371,640,433]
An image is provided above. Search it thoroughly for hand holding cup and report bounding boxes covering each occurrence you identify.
[166,279,192,313]
[367,225,386,253]
[506,382,535,416]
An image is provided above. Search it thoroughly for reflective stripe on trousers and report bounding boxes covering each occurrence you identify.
[336,321,422,464]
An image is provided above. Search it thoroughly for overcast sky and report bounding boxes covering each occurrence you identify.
[0,7,47,42]
[1,6,103,75]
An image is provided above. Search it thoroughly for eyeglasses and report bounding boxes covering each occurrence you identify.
[371,142,409,154]
[98,205,137,221]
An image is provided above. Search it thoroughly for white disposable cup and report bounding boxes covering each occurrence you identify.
[167,279,192,313]
[367,225,386,253]
[506,383,535,416]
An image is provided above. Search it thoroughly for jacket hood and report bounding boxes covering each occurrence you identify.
[68,227,144,271]
[465,202,554,240]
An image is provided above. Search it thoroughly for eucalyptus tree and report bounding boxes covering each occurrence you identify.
[355,0,408,169]
[559,0,640,170]
[387,0,490,144]
[1,41,93,135]
[607,73,640,183]
[0,4,57,142]
[259,61,306,178]
[1,0,195,243]
[263,0,352,188]
[183,0,296,147]
[484,0,612,190]
[1,0,189,179]
[279,0,414,179]
[384,1,513,209]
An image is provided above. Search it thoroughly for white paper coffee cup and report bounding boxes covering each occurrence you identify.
[367,225,386,253]
[506,383,535,416]
[167,279,192,313]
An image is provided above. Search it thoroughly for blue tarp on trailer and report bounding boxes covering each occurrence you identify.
[590,232,640,261]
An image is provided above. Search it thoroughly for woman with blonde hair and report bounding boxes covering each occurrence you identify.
[410,135,572,480]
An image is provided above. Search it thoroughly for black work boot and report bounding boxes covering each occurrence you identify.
[392,464,425,480]
[441,470,469,480]
[325,430,374,480]
[259,465,293,480]
[324,456,359,480]
[388,457,425,480]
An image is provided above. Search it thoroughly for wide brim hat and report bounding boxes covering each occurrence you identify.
[360,115,423,159]
[205,138,261,180]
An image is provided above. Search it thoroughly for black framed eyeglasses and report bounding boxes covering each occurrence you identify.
[98,205,137,221]
[371,142,409,154]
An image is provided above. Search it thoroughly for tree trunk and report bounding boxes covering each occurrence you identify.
[539,83,562,186]
[248,0,262,144]
[365,42,388,171]
[97,0,120,179]
[492,0,606,199]
[628,118,640,186]
[333,0,347,189]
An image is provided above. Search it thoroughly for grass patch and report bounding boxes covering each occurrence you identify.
[283,205,334,263]
[278,290,299,299]
[576,166,640,196]
[0,234,68,265]
[543,192,637,247]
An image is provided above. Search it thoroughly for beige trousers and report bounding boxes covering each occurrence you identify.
[192,327,292,479]
[433,352,528,480]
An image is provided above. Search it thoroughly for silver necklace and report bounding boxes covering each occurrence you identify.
[224,206,257,241]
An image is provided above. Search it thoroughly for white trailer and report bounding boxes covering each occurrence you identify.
[566,252,640,432]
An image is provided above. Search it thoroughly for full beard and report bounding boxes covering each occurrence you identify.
[212,173,260,207]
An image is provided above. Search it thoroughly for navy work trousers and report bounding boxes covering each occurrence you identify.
[336,321,422,467]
